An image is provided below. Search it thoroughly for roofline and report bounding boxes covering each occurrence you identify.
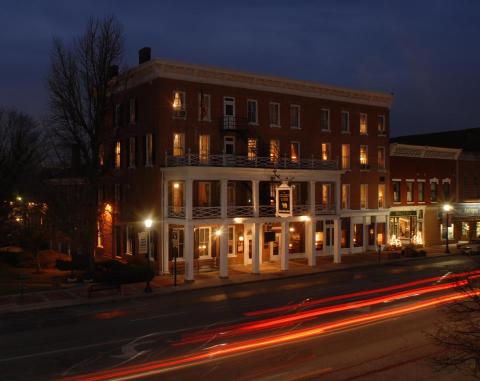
[114,58,394,109]
[390,143,462,160]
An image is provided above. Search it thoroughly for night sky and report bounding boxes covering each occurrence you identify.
[1,0,479,137]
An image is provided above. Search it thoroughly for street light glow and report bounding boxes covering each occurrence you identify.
[144,218,153,229]
[443,203,453,212]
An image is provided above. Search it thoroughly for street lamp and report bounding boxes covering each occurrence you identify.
[443,203,453,253]
[143,218,154,293]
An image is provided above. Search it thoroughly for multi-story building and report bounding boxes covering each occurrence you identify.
[390,128,480,247]
[99,48,393,279]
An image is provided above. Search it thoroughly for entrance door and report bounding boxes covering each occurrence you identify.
[223,97,235,129]
[324,222,334,255]
[270,232,281,261]
[198,227,211,258]
[244,233,252,265]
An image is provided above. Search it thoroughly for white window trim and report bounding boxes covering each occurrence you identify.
[269,102,281,128]
[198,93,211,122]
[321,108,330,131]
[247,99,258,125]
[430,178,439,183]
[223,135,235,155]
[442,178,451,184]
[290,104,301,129]
[341,110,350,134]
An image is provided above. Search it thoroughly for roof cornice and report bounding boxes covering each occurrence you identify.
[390,143,461,160]
[115,58,394,109]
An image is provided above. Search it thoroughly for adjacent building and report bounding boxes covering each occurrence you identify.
[99,48,394,279]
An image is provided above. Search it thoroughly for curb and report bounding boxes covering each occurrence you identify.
[0,252,458,315]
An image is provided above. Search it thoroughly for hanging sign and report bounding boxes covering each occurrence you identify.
[276,182,292,217]
[138,231,148,254]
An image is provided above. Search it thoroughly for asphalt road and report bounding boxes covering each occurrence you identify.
[1,255,479,381]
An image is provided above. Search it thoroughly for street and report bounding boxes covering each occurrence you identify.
[1,255,479,381]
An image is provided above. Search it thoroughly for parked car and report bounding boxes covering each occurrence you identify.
[457,239,480,255]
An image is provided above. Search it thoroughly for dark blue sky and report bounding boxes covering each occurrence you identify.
[1,0,479,136]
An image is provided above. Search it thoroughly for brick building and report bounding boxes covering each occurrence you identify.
[99,48,393,278]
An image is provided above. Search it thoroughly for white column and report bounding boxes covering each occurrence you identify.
[252,222,261,274]
[385,214,390,245]
[162,222,170,274]
[309,181,316,216]
[280,220,289,270]
[252,180,259,217]
[306,219,316,266]
[184,223,194,282]
[185,179,193,220]
[333,218,341,263]
[219,224,228,278]
[221,179,228,219]
[163,178,169,218]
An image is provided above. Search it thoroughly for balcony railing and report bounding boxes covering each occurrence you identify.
[221,116,250,130]
[227,205,253,217]
[315,203,336,215]
[168,206,185,218]
[293,204,310,216]
[165,153,338,170]
[192,206,221,219]
[259,205,276,217]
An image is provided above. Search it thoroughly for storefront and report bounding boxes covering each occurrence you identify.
[451,203,480,243]
[389,209,424,246]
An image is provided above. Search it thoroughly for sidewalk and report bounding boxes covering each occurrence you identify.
[0,245,458,315]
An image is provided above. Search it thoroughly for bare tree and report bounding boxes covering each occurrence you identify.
[430,275,480,378]
[46,15,124,266]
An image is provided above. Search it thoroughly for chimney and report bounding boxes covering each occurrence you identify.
[108,65,119,79]
[138,47,151,65]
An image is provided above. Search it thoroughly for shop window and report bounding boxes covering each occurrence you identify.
[353,224,363,247]
[477,222,480,238]
[228,225,235,255]
[341,218,351,248]
[462,222,470,241]
[377,223,386,245]
[368,223,375,246]
[441,224,453,241]
[315,220,324,250]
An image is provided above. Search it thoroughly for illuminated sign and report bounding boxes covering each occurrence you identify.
[276,182,292,217]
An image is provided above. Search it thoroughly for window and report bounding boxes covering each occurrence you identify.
[354,224,364,247]
[360,184,368,209]
[145,134,153,167]
[430,180,438,202]
[173,133,185,156]
[129,98,136,124]
[360,145,368,168]
[197,182,211,206]
[290,105,300,129]
[128,137,136,168]
[322,184,331,207]
[228,225,235,255]
[378,184,385,208]
[322,143,330,161]
[377,146,386,170]
[341,144,350,169]
[393,181,401,202]
[443,180,451,199]
[114,104,121,128]
[270,139,280,162]
[406,181,414,202]
[115,141,121,169]
[418,181,425,202]
[290,141,300,162]
[99,144,104,166]
[377,115,386,135]
[198,93,211,121]
[199,135,210,162]
[320,109,330,131]
[224,136,235,155]
[341,184,350,209]
[172,91,186,118]
[341,111,349,133]
[269,102,280,127]
[248,138,257,160]
[247,100,258,124]
[360,113,368,135]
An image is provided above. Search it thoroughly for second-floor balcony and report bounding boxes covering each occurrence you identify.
[165,153,338,170]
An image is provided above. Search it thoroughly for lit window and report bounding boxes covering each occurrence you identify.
[248,138,257,160]
[321,143,330,161]
[290,105,300,129]
[378,184,385,208]
[360,113,368,135]
[290,141,300,162]
[341,111,349,133]
[341,184,350,209]
[173,133,185,156]
[172,91,186,118]
[115,141,121,168]
[341,144,350,169]
[377,147,385,170]
[320,109,330,131]
[360,184,368,209]
[269,102,280,127]
[198,93,211,121]
[360,145,368,167]
[322,184,331,207]
[377,115,386,134]
[247,100,258,124]
[199,135,210,162]
[270,139,280,162]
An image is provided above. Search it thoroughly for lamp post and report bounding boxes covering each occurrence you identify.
[443,204,452,254]
[144,218,153,293]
